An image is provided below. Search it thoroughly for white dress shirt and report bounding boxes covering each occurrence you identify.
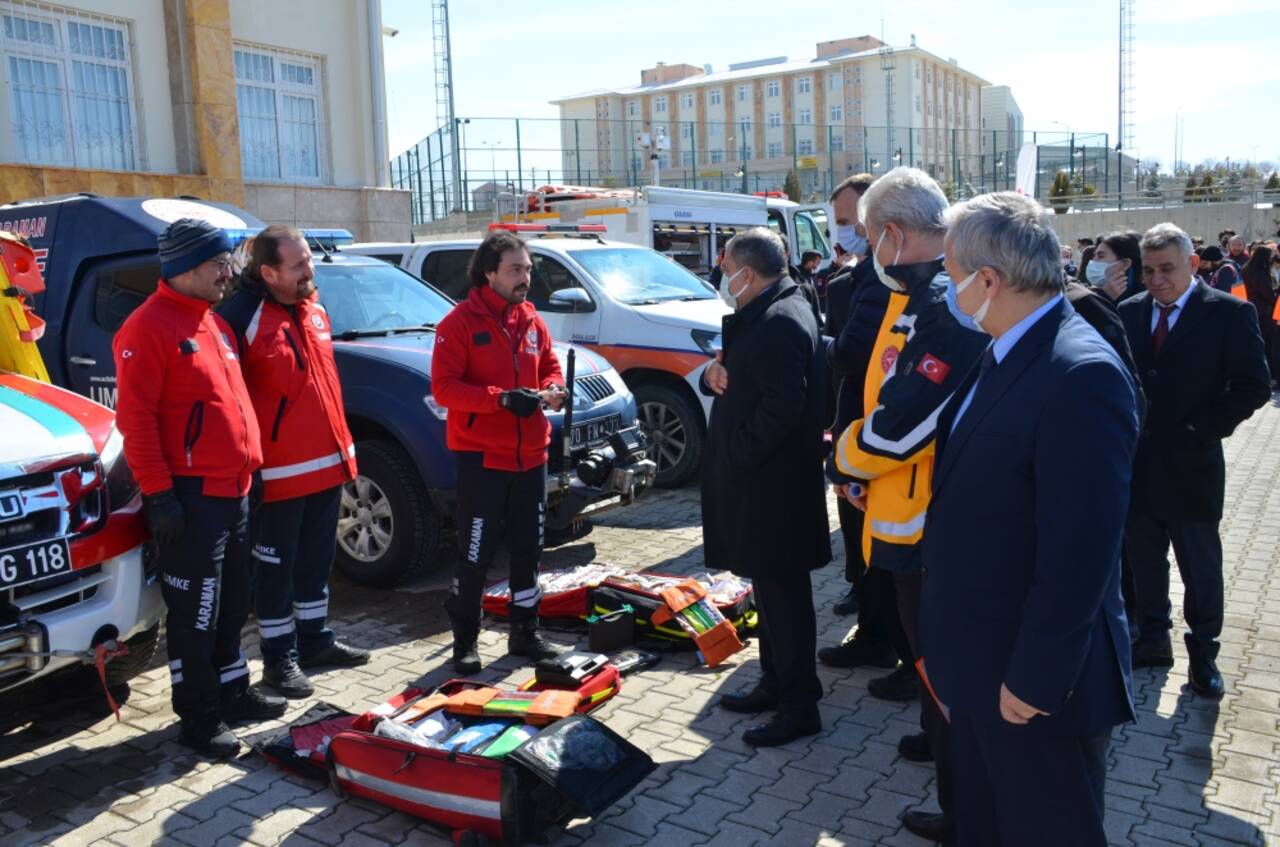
[1149,278,1198,333]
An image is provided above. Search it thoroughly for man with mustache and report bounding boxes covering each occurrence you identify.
[431,230,568,673]
[221,225,369,699]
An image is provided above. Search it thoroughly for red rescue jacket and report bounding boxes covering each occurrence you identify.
[220,276,357,502]
[431,285,564,471]
[113,281,263,498]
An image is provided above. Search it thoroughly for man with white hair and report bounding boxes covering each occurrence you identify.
[1119,223,1270,698]
[828,166,987,842]
[922,191,1140,846]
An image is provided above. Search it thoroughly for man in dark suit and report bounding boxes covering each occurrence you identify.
[701,227,832,747]
[1119,223,1271,698]
[922,192,1141,846]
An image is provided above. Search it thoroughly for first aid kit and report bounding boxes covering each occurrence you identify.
[590,571,757,646]
[483,563,626,619]
[254,663,648,844]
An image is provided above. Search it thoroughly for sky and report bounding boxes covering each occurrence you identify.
[381,0,1280,174]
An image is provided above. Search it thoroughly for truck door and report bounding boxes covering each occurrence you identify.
[63,254,160,408]
[790,204,834,269]
[528,252,601,347]
[419,248,473,302]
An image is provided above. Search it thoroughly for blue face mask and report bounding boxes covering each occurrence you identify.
[836,224,867,256]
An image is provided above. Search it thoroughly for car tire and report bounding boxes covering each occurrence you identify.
[334,439,443,588]
[103,623,160,688]
[633,382,703,488]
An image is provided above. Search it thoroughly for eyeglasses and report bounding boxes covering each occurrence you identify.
[206,256,233,272]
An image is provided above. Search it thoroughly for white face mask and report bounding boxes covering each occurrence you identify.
[1085,259,1113,285]
[955,268,993,333]
[836,224,867,256]
[872,230,905,292]
[719,267,750,310]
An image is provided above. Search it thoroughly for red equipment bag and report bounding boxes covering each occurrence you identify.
[254,667,645,845]
[590,571,757,645]
[482,563,625,620]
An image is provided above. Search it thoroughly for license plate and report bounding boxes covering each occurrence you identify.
[572,414,622,448]
[0,538,73,592]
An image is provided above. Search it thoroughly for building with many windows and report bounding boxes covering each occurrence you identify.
[551,36,993,197]
[0,0,407,239]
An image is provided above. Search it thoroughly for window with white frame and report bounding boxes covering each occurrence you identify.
[766,79,780,97]
[828,73,839,90]
[830,135,844,152]
[797,139,813,155]
[680,92,693,109]
[709,88,721,106]
[234,44,325,181]
[741,144,752,160]
[737,84,748,102]
[710,149,723,164]
[657,153,670,169]
[709,122,722,137]
[2,4,141,169]
[767,141,782,158]
[915,95,921,113]
[830,104,843,122]
[681,150,693,166]
[628,99,638,117]
[853,66,861,82]
[680,122,692,139]
[767,112,781,128]
[796,76,811,94]
[798,108,812,125]
[654,96,667,113]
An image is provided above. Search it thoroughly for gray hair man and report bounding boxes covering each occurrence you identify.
[701,225,833,748]
[1118,221,1270,703]
[923,190,1141,845]
[827,167,987,843]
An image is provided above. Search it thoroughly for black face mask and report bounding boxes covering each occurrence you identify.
[883,257,946,293]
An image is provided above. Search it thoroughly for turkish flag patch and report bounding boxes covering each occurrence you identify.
[916,353,950,384]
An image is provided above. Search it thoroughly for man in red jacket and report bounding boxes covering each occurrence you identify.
[431,230,567,673]
[220,225,368,700]
[113,218,285,759]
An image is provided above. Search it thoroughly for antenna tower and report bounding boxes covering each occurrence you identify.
[432,0,460,210]
[879,46,896,174]
[1119,0,1136,156]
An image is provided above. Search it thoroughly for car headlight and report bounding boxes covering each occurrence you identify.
[691,329,722,357]
[102,426,139,512]
[423,394,448,420]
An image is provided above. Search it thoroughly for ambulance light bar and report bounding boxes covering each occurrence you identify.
[488,223,607,233]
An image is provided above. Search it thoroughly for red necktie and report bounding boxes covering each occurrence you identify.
[1152,303,1177,354]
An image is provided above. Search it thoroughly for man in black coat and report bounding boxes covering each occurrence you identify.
[1119,223,1271,699]
[701,227,831,747]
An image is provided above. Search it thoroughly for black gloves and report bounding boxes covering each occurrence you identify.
[142,490,185,546]
[500,388,542,418]
[249,472,265,516]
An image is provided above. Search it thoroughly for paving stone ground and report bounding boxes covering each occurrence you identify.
[4,399,1280,846]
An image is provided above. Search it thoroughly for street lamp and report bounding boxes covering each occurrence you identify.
[870,157,881,171]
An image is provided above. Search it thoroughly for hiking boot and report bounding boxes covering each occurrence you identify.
[453,639,482,675]
[221,685,287,723]
[509,619,562,662]
[178,719,241,759]
[263,657,314,699]
[299,640,370,669]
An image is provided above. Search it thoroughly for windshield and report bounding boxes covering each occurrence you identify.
[314,262,453,334]
[568,248,716,305]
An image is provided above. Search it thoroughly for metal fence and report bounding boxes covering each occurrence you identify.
[387,117,1209,226]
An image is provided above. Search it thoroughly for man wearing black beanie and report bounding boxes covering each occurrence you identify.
[113,217,285,758]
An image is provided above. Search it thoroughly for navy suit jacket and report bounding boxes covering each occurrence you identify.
[920,299,1139,736]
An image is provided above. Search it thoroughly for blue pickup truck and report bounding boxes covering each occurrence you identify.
[0,194,655,587]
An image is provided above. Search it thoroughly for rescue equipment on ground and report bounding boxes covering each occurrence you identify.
[590,571,757,648]
[254,662,649,844]
[482,563,626,619]
[649,579,744,668]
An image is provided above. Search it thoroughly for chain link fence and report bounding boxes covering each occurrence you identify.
[390,117,1135,226]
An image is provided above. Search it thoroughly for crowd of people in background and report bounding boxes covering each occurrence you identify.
[702,168,1272,846]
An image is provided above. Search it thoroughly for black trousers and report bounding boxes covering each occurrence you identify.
[951,714,1110,847]
[837,495,867,583]
[753,570,823,716]
[1124,512,1223,659]
[895,570,952,817]
[252,486,341,662]
[159,477,252,727]
[445,452,546,630]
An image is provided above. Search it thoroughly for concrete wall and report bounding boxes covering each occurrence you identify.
[1047,203,1280,247]
[244,182,411,242]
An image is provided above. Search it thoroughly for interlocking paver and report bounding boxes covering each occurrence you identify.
[6,401,1280,846]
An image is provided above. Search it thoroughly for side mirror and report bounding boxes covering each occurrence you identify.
[548,288,592,312]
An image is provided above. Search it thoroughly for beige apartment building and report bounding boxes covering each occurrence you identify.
[0,0,408,239]
[551,36,991,195]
